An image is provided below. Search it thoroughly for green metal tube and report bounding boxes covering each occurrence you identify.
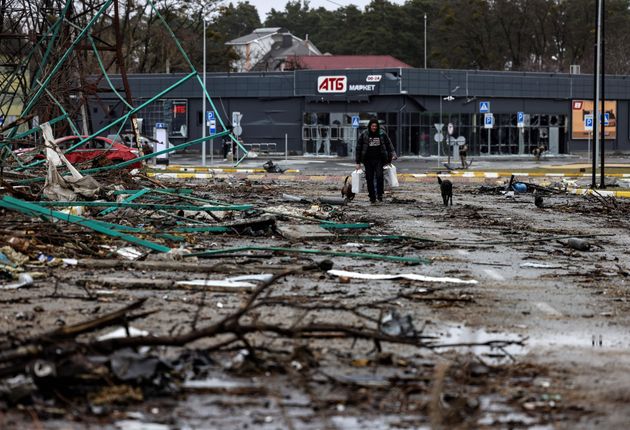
[32,201,252,211]
[16,71,197,171]
[89,35,132,110]
[98,188,151,216]
[1,196,171,253]
[12,114,68,140]
[17,0,115,125]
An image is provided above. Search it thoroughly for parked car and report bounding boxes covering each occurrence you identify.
[15,136,143,169]
[53,136,142,168]
[106,133,155,156]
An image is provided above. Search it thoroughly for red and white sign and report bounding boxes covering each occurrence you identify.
[572,100,583,110]
[317,76,347,93]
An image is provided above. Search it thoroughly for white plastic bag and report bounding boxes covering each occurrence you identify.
[351,169,365,194]
[384,164,399,187]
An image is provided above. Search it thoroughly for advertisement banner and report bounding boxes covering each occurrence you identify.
[571,100,616,140]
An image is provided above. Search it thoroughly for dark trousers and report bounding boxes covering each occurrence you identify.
[364,158,384,201]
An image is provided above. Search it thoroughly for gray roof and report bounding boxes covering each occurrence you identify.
[226,27,287,45]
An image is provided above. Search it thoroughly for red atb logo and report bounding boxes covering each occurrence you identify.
[317,76,347,93]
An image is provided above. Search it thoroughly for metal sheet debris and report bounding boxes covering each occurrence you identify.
[327,269,478,284]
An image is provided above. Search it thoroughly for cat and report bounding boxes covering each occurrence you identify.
[532,145,546,161]
[437,176,453,206]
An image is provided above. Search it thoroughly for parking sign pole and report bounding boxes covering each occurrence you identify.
[201,18,207,166]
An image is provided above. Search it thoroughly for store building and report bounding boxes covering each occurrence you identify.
[93,68,630,159]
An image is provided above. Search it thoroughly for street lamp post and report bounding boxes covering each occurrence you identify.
[201,17,207,166]
[424,13,427,69]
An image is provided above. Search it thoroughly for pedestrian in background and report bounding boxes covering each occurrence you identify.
[355,118,397,203]
[222,125,234,161]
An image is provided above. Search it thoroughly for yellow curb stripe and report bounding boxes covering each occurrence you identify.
[148,168,300,174]
[569,188,630,199]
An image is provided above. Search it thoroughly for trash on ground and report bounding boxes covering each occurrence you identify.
[327,269,478,284]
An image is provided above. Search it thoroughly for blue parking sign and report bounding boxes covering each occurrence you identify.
[584,115,593,131]
[207,111,214,121]
[484,113,494,129]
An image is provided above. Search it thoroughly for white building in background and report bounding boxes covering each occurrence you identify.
[226,27,321,72]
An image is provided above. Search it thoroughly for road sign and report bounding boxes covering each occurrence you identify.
[484,113,494,129]
[517,112,524,128]
[232,111,242,126]
[233,125,243,136]
[584,114,593,131]
[155,122,166,129]
[480,101,490,113]
[447,136,466,146]
[434,123,444,132]
[207,111,214,121]
[604,112,610,126]
[434,132,443,143]
[351,116,360,128]
[209,119,216,135]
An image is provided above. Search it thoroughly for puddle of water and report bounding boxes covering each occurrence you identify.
[428,324,526,363]
[429,322,630,362]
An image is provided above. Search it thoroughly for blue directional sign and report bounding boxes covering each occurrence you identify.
[517,112,524,128]
[604,112,610,126]
[207,111,215,121]
[479,101,490,113]
[155,122,166,129]
[351,115,360,128]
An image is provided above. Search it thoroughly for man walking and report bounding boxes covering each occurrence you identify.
[355,118,397,203]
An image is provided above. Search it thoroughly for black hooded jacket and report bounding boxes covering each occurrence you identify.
[355,119,396,164]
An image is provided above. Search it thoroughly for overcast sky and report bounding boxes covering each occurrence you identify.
[237,0,406,21]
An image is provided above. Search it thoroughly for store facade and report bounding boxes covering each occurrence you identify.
[94,68,630,158]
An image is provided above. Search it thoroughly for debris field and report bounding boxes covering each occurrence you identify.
[2,166,630,429]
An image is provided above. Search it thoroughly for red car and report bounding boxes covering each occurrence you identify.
[15,135,142,169]
[53,136,142,169]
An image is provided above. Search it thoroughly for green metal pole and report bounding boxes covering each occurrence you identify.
[1,196,171,253]
[15,0,115,128]
[16,71,197,171]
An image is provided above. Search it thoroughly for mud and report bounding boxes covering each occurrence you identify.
[1,174,630,429]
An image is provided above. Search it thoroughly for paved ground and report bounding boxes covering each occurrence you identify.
[163,151,630,176]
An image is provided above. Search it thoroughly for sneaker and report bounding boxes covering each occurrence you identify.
[377,195,383,202]
[370,199,376,204]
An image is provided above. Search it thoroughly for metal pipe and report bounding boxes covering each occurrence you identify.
[592,0,602,188]
[424,13,427,69]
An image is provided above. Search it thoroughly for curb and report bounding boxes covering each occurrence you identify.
[568,188,630,199]
[402,171,630,179]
